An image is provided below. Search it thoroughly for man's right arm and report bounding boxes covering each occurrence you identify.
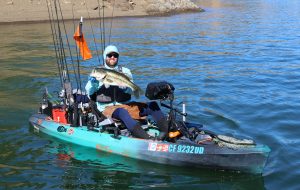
[85,77,100,97]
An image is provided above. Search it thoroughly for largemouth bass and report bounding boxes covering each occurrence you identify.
[90,67,143,98]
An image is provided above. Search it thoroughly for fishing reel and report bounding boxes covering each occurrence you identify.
[145,81,187,119]
[145,81,190,141]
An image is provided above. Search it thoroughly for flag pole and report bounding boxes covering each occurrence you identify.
[79,16,83,37]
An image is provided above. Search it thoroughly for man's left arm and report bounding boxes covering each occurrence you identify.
[121,67,133,94]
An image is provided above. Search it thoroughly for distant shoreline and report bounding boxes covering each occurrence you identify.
[0,11,202,26]
[0,0,203,24]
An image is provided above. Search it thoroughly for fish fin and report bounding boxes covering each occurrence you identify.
[133,87,144,99]
[94,76,103,81]
[133,90,140,99]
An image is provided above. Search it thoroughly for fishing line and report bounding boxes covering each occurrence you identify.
[83,1,101,64]
[108,0,116,45]
[97,0,104,63]
[102,0,106,51]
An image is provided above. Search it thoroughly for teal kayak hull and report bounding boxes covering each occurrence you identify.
[29,113,270,174]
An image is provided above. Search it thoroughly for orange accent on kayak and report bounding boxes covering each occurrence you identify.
[168,131,181,138]
[52,108,68,124]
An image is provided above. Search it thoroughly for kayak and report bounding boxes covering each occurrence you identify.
[37,3,270,175]
[29,112,270,174]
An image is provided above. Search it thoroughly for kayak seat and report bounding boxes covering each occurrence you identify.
[73,91,90,104]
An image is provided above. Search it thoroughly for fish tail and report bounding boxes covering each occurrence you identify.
[133,90,140,99]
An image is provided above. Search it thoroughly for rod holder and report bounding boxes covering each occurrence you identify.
[182,102,186,122]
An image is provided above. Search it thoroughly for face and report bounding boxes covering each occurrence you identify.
[105,52,119,67]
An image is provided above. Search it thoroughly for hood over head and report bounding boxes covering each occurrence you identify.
[103,45,119,69]
[103,44,119,58]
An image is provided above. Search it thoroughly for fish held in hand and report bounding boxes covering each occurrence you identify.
[90,67,143,98]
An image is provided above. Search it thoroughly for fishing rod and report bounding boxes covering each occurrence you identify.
[98,0,116,64]
[46,0,63,88]
[49,0,69,88]
[71,2,83,92]
[46,0,117,96]
[49,0,63,78]
[53,0,73,106]
[57,0,80,91]
[101,0,106,53]
[97,0,105,64]
[46,0,82,107]
[53,0,69,82]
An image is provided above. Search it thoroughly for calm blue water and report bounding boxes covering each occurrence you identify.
[1,0,300,189]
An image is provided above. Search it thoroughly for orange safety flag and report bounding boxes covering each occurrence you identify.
[73,25,92,60]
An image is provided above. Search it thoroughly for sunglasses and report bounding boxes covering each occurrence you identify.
[107,53,119,58]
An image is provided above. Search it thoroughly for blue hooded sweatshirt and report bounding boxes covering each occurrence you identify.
[85,45,133,111]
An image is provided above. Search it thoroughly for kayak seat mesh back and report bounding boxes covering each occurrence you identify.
[73,93,90,104]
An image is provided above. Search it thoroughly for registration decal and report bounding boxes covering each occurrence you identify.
[148,142,204,154]
[148,142,169,152]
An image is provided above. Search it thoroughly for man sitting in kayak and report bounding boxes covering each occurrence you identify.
[85,45,168,139]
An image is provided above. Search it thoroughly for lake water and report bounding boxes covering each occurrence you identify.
[1,0,300,189]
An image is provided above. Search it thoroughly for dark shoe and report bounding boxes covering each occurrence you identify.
[156,118,169,140]
[156,132,167,141]
[132,124,151,139]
